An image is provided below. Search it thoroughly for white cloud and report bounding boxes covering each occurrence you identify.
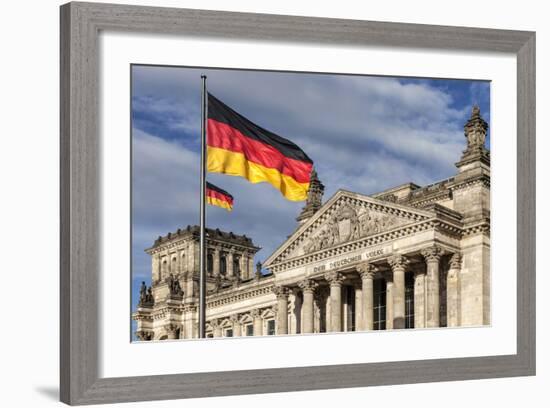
[131,66,486,275]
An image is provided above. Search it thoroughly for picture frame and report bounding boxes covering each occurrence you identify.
[60,1,536,405]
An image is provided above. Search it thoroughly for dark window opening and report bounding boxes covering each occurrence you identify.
[373,278,387,330]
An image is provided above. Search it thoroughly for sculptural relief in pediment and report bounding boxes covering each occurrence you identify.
[301,203,411,255]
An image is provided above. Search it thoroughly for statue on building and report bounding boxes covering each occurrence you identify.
[463,105,489,156]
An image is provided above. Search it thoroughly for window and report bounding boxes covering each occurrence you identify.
[405,273,415,329]
[225,329,233,337]
[207,253,213,274]
[220,255,227,275]
[267,320,275,335]
[245,324,254,336]
[233,256,240,276]
[373,278,386,330]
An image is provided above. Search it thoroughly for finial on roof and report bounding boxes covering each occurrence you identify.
[296,168,325,225]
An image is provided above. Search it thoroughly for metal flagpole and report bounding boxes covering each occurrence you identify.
[198,75,207,338]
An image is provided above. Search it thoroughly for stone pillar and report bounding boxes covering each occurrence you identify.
[183,305,197,339]
[325,271,344,332]
[165,324,179,340]
[152,254,161,284]
[240,252,247,279]
[299,279,317,334]
[447,253,462,327]
[389,255,409,329]
[252,309,263,336]
[357,263,376,331]
[185,271,195,302]
[231,314,242,336]
[226,250,234,278]
[248,256,255,281]
[273,286,290,335]
[421,245,443,328]
[414,268,427,328]
[212,247,220,277]
[354,286,362,332]
[385,272,394,330]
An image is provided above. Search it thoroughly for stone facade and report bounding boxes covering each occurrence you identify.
[133,106,491,340]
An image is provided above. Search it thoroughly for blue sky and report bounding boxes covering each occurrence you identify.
[130,65,490,334]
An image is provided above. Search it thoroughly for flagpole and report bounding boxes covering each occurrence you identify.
[198,75,207,338]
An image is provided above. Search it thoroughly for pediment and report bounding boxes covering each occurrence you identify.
[264,190,433,267]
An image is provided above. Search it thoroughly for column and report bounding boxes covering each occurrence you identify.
[385,272,394,330]
[248,257,255,280]
[354,286,362,332]
[240,252,247,279]
[389,255,409,329]
[165,324,179,340]
[273,286,290,335]
[299,279,317,334]
[212,247,220,277]
[357,263,376,331]
[325,271,344,332]
[185,271,195,301]
[226,250,234,278]
[421,245,443,328]
[252,308,263,336]
[447,253,462,327]
[152,254,161,284]
[183,305,197,339]
[414,268,427,328]
[231,314,242,336]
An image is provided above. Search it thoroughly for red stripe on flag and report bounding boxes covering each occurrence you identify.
[207,188,233,205]
[207,119,313,184]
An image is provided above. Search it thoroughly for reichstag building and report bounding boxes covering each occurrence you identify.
[133,106,490,340]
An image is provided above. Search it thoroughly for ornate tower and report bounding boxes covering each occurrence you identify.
[296,169,325,225]
[452,105,491,326]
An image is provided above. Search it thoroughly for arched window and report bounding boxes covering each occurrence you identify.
[161,259,167,280]
[207,253,213,274]
[233,256,240,276]
[220,255,227,275]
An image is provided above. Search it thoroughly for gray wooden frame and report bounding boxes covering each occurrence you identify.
[60,1,536,405]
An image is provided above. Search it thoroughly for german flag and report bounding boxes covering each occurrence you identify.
[207,93,313,201]
[206,182,234,211]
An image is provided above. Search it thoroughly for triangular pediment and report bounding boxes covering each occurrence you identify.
[264,190,433,267]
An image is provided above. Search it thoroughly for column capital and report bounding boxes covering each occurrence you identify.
[299,279,318,293]
[448,253,462,269]
[324,271,344,286]
[272,285,290,299]
[357,262,377,280]
[388,254,410,270]
[421,245,443,262]
[251,308,262,319]
[135,330,153,341]
[229,313,240,324]
[164,323,180,335]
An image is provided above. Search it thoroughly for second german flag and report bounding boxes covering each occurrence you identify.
[206,182,234,211]
[206,93,313,201]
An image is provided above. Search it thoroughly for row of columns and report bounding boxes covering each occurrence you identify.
[273,245,463,335]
